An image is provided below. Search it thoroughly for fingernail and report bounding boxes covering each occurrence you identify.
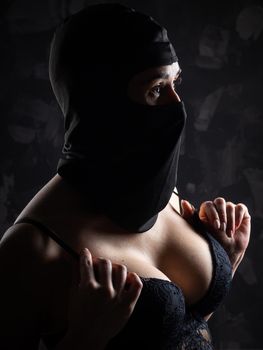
[221,222,226,232]
[214,219,220,230]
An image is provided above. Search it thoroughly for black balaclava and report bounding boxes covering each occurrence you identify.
[49,3,187,233]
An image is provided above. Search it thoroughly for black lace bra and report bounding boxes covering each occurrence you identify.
[15,211,232,349]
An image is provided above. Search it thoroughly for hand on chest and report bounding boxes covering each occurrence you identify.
[83,195,214,306]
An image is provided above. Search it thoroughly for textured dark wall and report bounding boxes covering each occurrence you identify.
[1,0,263,349]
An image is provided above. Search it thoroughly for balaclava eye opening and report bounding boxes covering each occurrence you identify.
[49,3,187,232]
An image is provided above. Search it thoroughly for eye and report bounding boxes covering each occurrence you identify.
[173,76,183,89]
[149,84,163,97]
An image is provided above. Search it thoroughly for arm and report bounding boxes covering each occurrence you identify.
[0,225,46,350]
[0,226,142,350]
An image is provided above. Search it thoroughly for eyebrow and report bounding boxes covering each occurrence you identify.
[143,68,182,84]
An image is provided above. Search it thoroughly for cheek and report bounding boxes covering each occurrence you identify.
[128,84,150,105]
[140,89,151,105]
[145,94,158,106]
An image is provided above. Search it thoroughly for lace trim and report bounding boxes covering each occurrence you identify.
[189,211,232,317]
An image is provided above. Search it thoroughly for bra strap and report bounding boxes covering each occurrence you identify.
[172,188,182,215]
[14,217,80,261]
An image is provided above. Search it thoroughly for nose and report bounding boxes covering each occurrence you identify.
[169,86,181,102]
[160,85,181,105]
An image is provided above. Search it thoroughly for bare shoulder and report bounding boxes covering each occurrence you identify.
[0,221,73,294]
[1,221,50,256]
[0,222,55,308]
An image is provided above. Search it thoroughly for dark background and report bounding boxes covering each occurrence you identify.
[0,0,263,349]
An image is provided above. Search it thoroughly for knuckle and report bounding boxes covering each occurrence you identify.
[99,258,111,267]
[214,197,225,204]
[80,251,92,266]
[82,248,92,259]
[133,277,143,289]
[117,264,127,274]
[237,203,247,211]
[86,280,98,290]
[226,202,235,210]
[204,200,213,208]
[129,274,143,290]
[98,285,115,299]
[79,280,97,292]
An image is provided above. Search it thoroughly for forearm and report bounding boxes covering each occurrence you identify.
[229,250,246,278]
[54,330,109,350]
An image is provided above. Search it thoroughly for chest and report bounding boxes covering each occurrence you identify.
[43,201,213,339]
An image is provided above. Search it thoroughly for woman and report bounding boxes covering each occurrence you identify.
[0,4,251,349]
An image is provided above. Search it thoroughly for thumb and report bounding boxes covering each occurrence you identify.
[181,199,195,219]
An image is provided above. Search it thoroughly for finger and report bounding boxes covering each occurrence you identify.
[96,257,113,289]
[120,273,143,310]
[79,248,95,287]
[235,203,247,229]
[181,200,195,219]
[200,201,220,230]
[226,202,235,237]
[213,197,227,231]
[112,264,128,295]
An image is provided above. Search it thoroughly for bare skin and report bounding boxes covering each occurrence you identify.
[0,62,251,349]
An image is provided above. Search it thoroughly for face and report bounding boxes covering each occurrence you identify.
[127,62,182,106]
